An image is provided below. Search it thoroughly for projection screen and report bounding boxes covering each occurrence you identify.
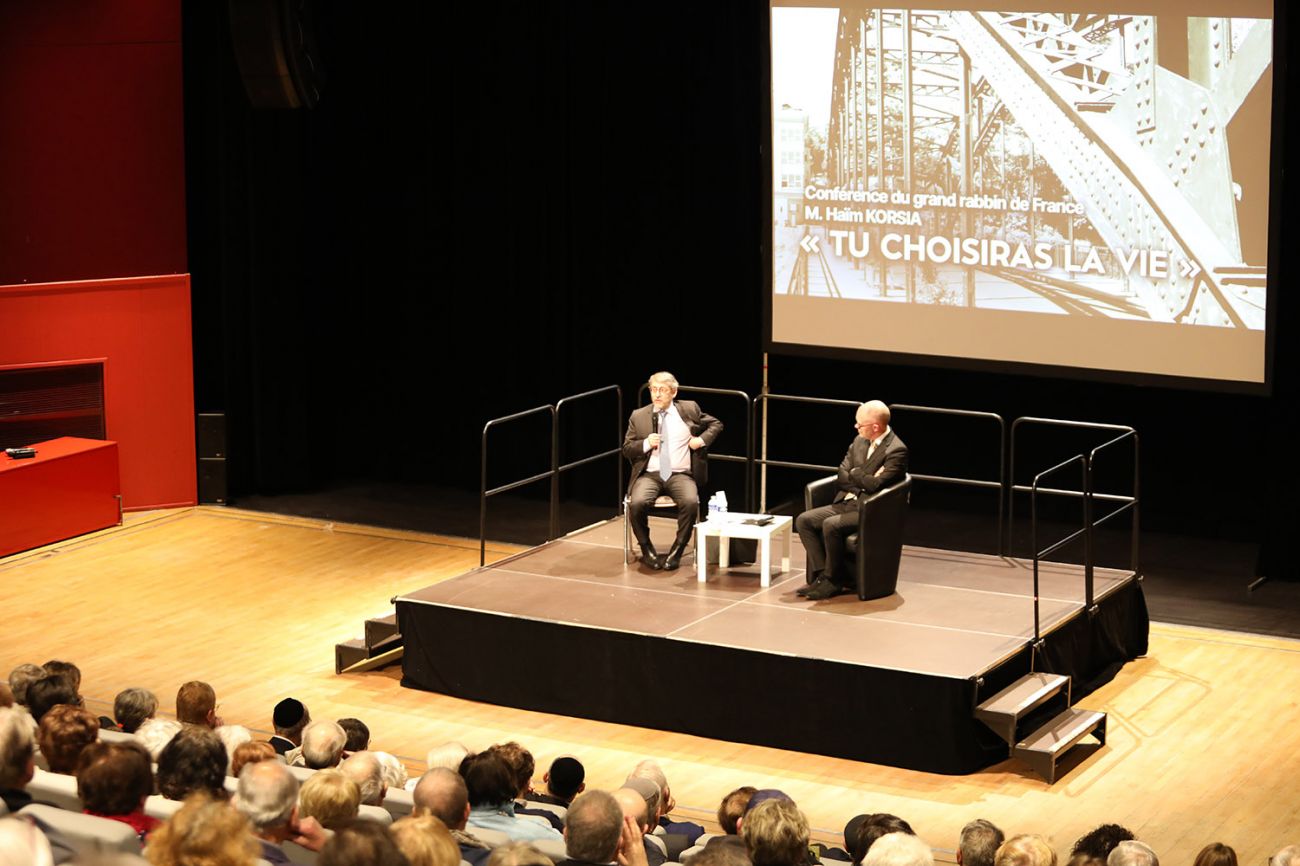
[768,3,1275,386]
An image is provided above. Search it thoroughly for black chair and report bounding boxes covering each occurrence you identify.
[803,473,912,600]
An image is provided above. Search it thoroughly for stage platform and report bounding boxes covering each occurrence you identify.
[398,517,1148,774]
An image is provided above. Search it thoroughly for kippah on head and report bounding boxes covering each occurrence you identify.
[273,698,305,728]
[744,789,793,814]
[549,756,584,791]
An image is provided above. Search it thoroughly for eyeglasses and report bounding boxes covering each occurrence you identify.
[649,386,673,394]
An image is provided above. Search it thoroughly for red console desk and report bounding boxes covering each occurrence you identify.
[0,437,122,558]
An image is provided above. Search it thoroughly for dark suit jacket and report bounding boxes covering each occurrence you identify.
[622,400,724,488]
[834,429,908,502]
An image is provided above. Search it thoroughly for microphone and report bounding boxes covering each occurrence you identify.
[651,412,659,435]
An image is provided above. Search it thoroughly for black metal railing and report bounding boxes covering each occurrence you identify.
[1030,453,1089,650]
[555,384,625,533]
[480,404,557,566]
[751,394,861,513]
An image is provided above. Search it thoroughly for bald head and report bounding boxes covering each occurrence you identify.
[613,786,650,833]
[856,400,890,435]
[339,751,386,806]
[413,767,470,829]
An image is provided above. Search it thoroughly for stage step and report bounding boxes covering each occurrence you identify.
[1013,707,1107,784]
[974,672,1070,747]
[334,613,403,674]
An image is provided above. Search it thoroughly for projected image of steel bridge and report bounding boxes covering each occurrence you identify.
[779,10,1271,329]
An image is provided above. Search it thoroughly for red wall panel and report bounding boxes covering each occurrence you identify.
[0,1,186,284]
[0,275,196,509]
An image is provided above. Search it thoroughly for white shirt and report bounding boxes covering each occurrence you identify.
[645,402,692,475]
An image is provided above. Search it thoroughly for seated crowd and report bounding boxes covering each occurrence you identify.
[1,660,1294,866]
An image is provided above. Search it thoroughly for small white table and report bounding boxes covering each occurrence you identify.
[695,513,793,587]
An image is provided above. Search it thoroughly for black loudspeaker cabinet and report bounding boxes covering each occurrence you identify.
[197,413,226,459]
[199,457,227,505]
[227,0,324,109]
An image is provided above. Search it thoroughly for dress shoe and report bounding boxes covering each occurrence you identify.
[803,577,846,600]
[663,543,687,571]
[640,544,663,570]
[796,571,822,596]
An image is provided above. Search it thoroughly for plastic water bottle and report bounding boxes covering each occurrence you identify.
[708,493,720,520]
[717,491,728,514]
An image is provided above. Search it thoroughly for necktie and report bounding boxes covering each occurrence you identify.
[659,411,672,481]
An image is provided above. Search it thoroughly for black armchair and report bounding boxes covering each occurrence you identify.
[803,473,912,600]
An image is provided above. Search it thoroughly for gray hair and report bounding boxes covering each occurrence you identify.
[340,751,386,805]
[860,400,890,426]
[1108,842,1158,866]
[627,760,667,817]
[649,372,679,391]
[112,688,158,734]
[1272,848,1300,866]
[0,814,54,866]
[216,724,253,773]
[425,741,469,772]
[373,750,408,789]
[7,665,45,708]
[864,833,934,866]
[960,820,1005,866]
[135,718,182,762]
[235,760,300,830]
[301,719,348,769]
[0,707,35,788]
[488,841,555,866]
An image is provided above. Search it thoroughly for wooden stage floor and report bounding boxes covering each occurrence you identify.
[2,507,1297,861]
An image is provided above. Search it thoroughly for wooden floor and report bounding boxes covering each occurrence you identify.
[2,507,1297,861]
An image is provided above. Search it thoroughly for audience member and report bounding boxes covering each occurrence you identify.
[7,664,45,708]
[156,725,227,801]
[270,698,310,755]
[338,718,370,753]
[26,675,81,725]
[615,784,666,866]
[562,790,625,866]
[426,741,470,773]
[413,767,492,866]
[37,704,99,775]
[234,760,324,864]
[958,820,1005,866]
[995,835,1057,866]
[0,814,56,866]
[630,759,704,843]
[393,814,463,866]
[489,841,555,866]
[1193,845,1236,866]
[690,841,754,866]
[319,821,407,866]
[136,719,183,762]
[1107,842,1157,866]
[76,741,160,843]
[534,756,585,807]
[741,799,810,866]
[1072,826,1135,861]
[718,787,758,835]
[112,688,158,734]
[298,769,361,830]
[217,724,254,773]
[845,814,915,864]
[231,740,278,780]
[375,750,410,790]
[0,683,12,709]
[1272,847,1300,866]
[41,661,81,694]
[863,833,933,866]
[175,681,220,729]
[464,750,562,842]
[0,706,38,813]
[1066,855,1106,866]
[491,741,554,828]
[297,720,348,770]
[144,791,260,866]
[339,750,388,807]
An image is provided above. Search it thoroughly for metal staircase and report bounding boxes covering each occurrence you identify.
[975,671,1107,783]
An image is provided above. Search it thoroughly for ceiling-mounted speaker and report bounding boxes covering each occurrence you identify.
[227,0,325,109]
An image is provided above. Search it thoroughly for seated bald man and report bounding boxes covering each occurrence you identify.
[795,400,908,600]
[622,371,723,571]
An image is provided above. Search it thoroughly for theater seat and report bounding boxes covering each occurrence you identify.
[97,728,140,745]
[144,794,183,821]
[17,803,141,855]
[382,785,414,819]
[359,803,393,825]
[27,768,81,811]
[803,474,912,600]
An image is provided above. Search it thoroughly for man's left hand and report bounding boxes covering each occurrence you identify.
[688,436,705,450]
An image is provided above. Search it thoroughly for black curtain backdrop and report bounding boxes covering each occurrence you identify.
[183,2,1299,577]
